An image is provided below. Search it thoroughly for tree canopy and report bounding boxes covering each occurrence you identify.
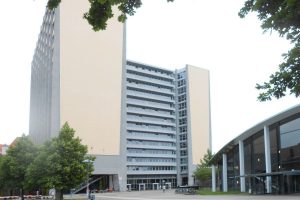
[193,149,213,185]
[0,123,94,200]
[239,0,300,101]
[0,135,38,199]
[47,0,174,31]
[27,122,95,200]
[199,149,213,167]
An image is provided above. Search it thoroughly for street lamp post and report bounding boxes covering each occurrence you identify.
[83,159,93,199]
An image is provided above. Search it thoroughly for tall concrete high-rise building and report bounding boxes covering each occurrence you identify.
[29,0,211,191]
[29,0,126,191]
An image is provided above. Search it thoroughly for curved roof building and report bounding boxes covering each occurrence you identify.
[210,104,300,194]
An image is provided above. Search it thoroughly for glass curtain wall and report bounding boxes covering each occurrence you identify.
[227,146,240,191]
[279,115,300,193]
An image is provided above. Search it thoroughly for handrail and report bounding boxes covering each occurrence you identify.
[71,177,103,194]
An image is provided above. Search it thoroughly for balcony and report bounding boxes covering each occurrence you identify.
[126,152,176,158]
[126,64,174,80]
[127,74,174,88]
[126,107,175,119]
[127,134,176,143]
[126,143,177,150]
[126,125,176,134]
[127,82,174,95]
[126,116,175,127]
[127,90,175,103]
[126,161,177,166]
[127,99,174,111]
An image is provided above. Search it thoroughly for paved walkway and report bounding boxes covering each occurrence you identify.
[67,190,300,200]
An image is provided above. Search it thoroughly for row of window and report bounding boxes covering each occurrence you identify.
[180,158,188,164]
[177,72,186,80]
[179,110,187,117]
[180,166,187,172]
[178,87,186,95]
[128,166,176,171]
[179,126,187,133]
[127,97,175,110]
[178,102,187,110]
[178,95,186,103]
[178,79,186,87]
[179,134,187,141]
[128,88,174,101]
[127,71,174,85]
[180,142,187,148]
[127,114,175,124]
[128,123,176,131]
[127,63,174,77]
[127,140,176,147]
[127,105,174,116]
[127,80,174,93]
[180,150,187,156]
[127,158,176,163]
[179,118,187,125]
[127,149,176,155]
[128,131,175,139]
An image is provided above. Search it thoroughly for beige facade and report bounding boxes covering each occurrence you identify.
[186,65,211,165]
[58,0,124,155]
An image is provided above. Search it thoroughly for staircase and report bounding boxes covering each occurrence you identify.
[71,177,103,194]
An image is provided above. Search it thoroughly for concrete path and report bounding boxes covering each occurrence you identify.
[67,190,300,200]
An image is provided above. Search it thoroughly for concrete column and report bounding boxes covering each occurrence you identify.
[212,165,216,192]
[222,153,228,192]
[264,125,272,194]
[109,175,113,189]
[239,140,246,192]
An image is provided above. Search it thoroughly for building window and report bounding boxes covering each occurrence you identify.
[180,150,187,156]
[279,116,300,170]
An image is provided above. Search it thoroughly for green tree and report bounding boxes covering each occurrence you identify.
[193,167,211,184]
[47,0,174,31]
[0,136,38,199]
[0,156,5,193]
[199,149,213,167]
[193,149,214,186]
[27,122,95,200]
[239,0,300,101]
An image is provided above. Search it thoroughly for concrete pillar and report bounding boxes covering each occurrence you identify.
[212,165,216,192]
[113,175,119,191]
[109,175,113,189]
[239,140,246,192]
[222,153,228,192]
[264,125,272,194]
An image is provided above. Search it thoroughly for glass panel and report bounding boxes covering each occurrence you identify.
[280,117,300,170]
[253,133,265,173]
[270,127,279,172]
[244,140,252,175]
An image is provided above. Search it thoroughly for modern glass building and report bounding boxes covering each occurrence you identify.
[29,0,211,191]
[210,104,300,194]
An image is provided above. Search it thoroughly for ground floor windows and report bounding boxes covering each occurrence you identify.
[127,176,177,190]
[245,174,300,194]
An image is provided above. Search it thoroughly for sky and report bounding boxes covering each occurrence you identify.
[0,0,299,153]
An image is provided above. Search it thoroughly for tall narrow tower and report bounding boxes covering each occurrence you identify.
[175,65,211,186]
[29,0,127,191]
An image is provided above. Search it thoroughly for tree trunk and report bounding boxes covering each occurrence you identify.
[55,189,63,200]
[20,188,24,200]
